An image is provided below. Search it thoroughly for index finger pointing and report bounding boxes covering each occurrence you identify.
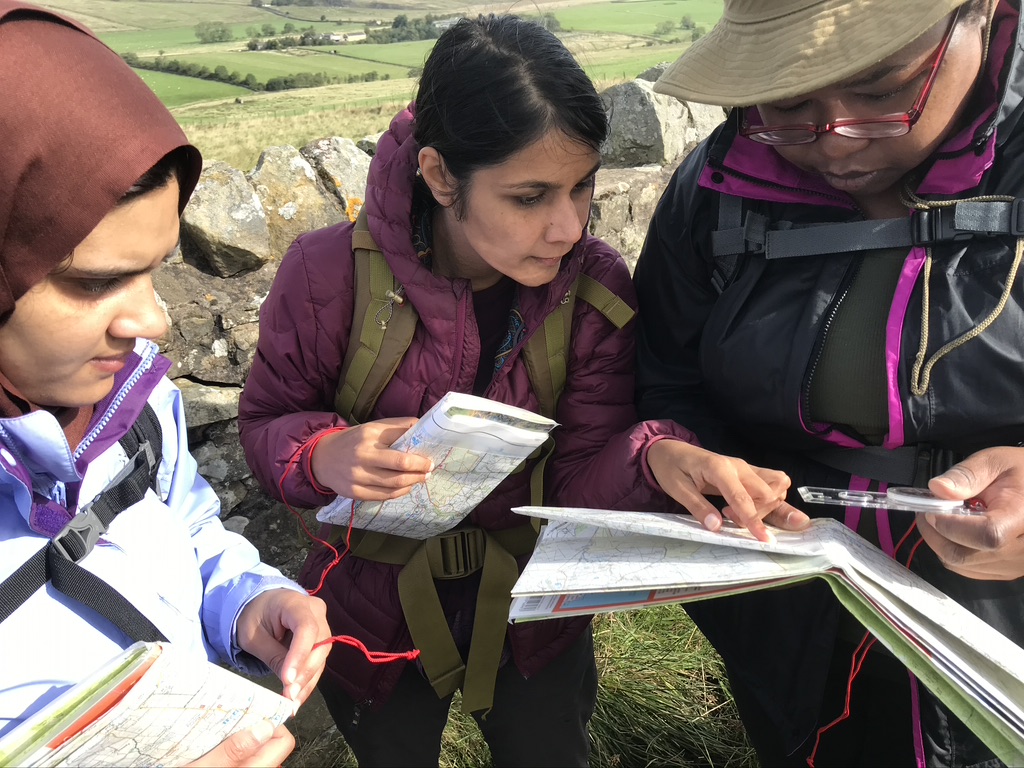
[715,478,772,542]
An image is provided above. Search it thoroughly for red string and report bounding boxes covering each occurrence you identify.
[807,517,927,766]
[313,634,420,664]
[276,427,355,596]
[303,427,345,496]
[806,631,877,767]
[895,519,919,558]
[278,428,418,665]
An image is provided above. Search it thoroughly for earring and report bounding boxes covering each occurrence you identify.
[415,167,423,177]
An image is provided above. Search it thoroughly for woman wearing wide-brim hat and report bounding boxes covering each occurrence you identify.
[635,0,1023,765]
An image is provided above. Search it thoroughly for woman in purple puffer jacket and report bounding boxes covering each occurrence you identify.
[238,15,806,767]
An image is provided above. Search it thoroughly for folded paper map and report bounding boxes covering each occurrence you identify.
[0,641,296,767]
[509,506,1024,766]
[317,392,555,539]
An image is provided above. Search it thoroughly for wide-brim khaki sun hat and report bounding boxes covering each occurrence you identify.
[654,0,967,107]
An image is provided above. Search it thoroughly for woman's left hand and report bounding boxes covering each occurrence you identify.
[922,446,1024,580]
[235,589,331,705]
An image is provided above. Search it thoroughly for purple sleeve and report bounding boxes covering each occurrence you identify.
[238,223,356,508]
[547,239,697,513]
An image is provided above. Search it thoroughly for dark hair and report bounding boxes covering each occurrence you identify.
[413,15,607,215]
[118,146,191,205]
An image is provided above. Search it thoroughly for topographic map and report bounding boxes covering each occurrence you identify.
[318,393,554,539]
[508,506,1024,766]
[2,642,295,767]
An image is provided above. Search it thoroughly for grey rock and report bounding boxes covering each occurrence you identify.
[601,79,689,166]
[601,80,728,167]
[637,62,672,82]
[301,136,370,212]
[684,100,729,151]
[181,162,272,277]
[590,166,675,270]
[154,261,275,385]
[222,515,251,535]
[247,145,346,258]
[357,133,383,156]
[176,378,241,428]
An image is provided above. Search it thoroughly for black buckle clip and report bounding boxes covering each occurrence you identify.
[911,445,961,488]
[1011,199,1024,236]
[911,209,950,246]
[742,211,768,255]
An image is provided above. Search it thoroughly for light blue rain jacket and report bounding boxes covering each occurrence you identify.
[0,339,300,737]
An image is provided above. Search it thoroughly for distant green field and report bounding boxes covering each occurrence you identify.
[556,0,721,36]
[147,49,411,81]
[134,68,250,107]
[36,0,267,32]
[38,0,723,156]
[103,20,363,54]
[580,44,691,81]
[327,40,435,69]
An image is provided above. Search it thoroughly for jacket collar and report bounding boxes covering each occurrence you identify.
[0,339,167,530]
[699,0,1022,208]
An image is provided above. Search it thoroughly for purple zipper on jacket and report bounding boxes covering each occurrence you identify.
[75,341,169,470]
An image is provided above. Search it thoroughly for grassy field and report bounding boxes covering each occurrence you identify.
[158,24,701,171]
[153,49,412,82]
[323,39,437,68]
[104,20,368,54]
[558,0,722,35]
[135,68,250,108]
[579,43,690,81]
[167,78,415,170]
[38,0,723,140]
[287,606,755,768]
[36,0,270,33]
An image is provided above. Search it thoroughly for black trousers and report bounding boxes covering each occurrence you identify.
[319,628,598,768]
[732,636,917,767]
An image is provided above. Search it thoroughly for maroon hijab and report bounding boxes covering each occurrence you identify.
[0,0,201,321]
[0,1,201,422]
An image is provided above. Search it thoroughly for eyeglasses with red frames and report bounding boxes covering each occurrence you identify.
[740,8,961,146]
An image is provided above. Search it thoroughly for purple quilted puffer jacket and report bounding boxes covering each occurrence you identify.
[238,105,695,708]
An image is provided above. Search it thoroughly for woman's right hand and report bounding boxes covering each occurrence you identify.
[308,417,433,500]
[647,438,810,542]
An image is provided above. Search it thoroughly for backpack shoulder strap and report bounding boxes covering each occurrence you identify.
[522,282,577,423]
[519,272,636,507]
[575,272,635,329]
[0,401,167,641]
[708,194,1024,291]
[709,193,757,294]
[522,271,636,422]
[334,208,419,424]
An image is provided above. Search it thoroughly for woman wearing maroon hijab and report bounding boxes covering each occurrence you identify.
[0,3,330,764]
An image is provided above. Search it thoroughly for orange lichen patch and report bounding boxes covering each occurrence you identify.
[346,197,363,222]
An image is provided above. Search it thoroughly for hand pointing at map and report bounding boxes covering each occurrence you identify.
[646,438,810,543]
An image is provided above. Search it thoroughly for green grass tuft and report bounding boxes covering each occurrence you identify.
[286,607,753,768]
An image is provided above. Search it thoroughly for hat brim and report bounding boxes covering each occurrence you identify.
[654,0,965,107]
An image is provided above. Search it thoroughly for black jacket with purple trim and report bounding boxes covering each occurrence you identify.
[634,1,1024,764]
